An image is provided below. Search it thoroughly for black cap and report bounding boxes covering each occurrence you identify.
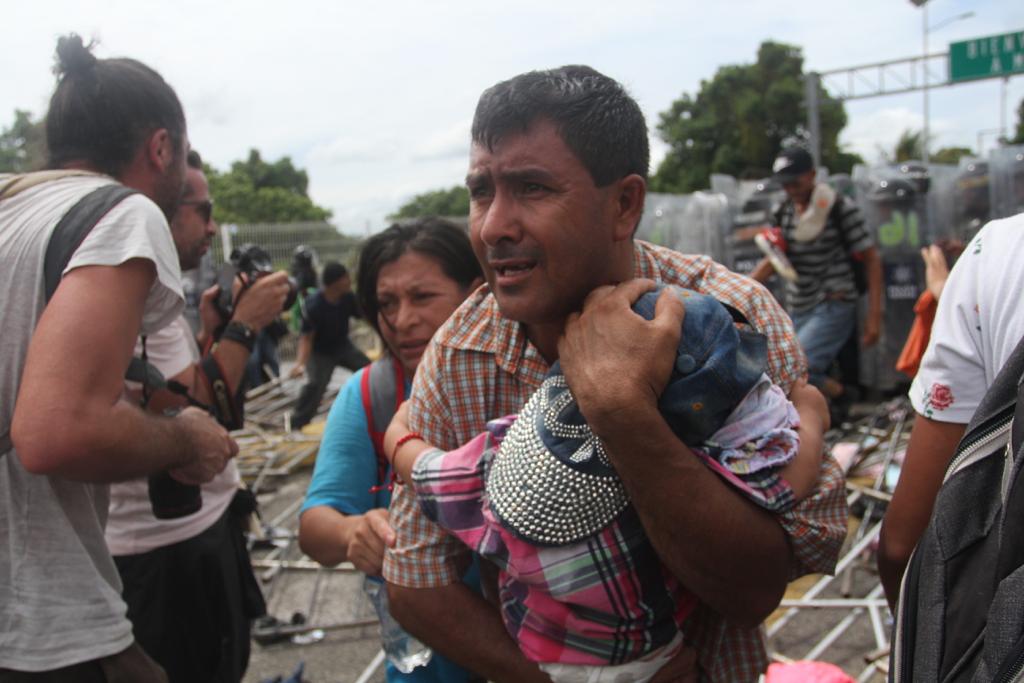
[772,147,814,183]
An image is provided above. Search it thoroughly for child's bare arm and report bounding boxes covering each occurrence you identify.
[383,401,432,484]
[782,378,830,501]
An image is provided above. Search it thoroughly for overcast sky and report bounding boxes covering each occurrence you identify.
[4,0,1022,234]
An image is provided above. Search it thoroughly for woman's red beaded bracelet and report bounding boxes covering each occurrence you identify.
[391,431,425,463]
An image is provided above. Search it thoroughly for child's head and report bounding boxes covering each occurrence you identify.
[634,285,767,444]
[485,285,768,546]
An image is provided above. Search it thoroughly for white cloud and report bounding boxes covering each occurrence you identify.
[410,120,472,162]
[306,135,402,165]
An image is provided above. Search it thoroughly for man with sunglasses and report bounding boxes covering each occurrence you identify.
[104,150,291,683]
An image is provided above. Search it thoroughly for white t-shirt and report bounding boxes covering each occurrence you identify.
[0,174,182,671]
[105,316,241,556]
[910,213,1024,424]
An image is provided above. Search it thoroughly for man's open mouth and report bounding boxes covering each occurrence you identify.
[492,261,536,279]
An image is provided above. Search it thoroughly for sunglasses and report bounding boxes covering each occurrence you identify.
[179,198,214,223]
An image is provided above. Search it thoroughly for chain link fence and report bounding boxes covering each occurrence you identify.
[210,221,365,271]
[184,221,373,364]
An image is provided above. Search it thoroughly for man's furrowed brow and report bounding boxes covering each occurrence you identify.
[498,166,558,185]
[465,170,488,187]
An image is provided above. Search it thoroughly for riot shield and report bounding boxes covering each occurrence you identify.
[989,145,1024,219]
[719,178,789,305]
[951,159,991,243]
[857,168,934,392]
[636,191,730,263]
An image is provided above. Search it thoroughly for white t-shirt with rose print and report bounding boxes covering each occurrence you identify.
[910,213,1024,423]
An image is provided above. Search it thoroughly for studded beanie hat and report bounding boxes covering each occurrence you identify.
[485,285,768,546]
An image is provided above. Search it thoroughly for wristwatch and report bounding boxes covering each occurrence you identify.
[220,320,256,352]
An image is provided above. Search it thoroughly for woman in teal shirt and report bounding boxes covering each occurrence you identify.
[299,218,482,682]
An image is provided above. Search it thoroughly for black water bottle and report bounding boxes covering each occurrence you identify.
[148,471,202,519]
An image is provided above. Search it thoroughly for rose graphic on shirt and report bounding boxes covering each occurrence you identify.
[923,382,955,418]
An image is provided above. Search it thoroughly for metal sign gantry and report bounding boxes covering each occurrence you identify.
[816,52,950,101]
[806,29,1022,165]
[804,52,950,167]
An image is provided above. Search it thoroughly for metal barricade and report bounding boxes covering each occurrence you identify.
[767,399,912,681]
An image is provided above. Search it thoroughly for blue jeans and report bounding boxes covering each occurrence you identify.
[290,341,371,429]
[791,299,857,390]
[245,329,280,389]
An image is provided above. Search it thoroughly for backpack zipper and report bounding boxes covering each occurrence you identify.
[942,412,1014,485]
[995,647,1024,683]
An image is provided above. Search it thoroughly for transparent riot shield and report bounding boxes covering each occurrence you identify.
[858,170,933,392]
[951,159,991,243]
[923,162,958,242]
[636,191,730,264]
[989,145,1024,220]
[718,178,789,305]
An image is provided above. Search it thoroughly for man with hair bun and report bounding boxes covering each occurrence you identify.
[0,35,235,680]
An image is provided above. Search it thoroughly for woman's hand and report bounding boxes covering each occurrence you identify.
[346,508,396,576]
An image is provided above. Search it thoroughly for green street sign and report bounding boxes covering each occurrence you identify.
[950,31,1024,83]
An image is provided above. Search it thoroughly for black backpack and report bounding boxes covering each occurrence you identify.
[891,332,1024,682]
[831,194,869,296]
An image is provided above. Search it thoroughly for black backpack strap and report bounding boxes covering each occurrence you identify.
[830,193,859,259]
[44,184,139,302]
[831,193,849,246]
[45,184,172,402]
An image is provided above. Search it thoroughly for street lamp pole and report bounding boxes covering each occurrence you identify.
[922,3,930,163]
[912,1,975,163]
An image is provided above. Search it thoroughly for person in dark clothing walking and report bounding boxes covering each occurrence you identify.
[289,261,370,429]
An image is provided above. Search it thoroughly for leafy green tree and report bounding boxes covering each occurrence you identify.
[652,41,861,193]
[884,130,971,165]
[205,149,331,223]
[0,109,46,173]
[388,185,470,220]
[230,149,311,195]
[890,129,926,162]
[932,146,973,165]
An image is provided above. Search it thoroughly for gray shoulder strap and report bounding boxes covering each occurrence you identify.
[368,357,402,434]
[44,183,139,302]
